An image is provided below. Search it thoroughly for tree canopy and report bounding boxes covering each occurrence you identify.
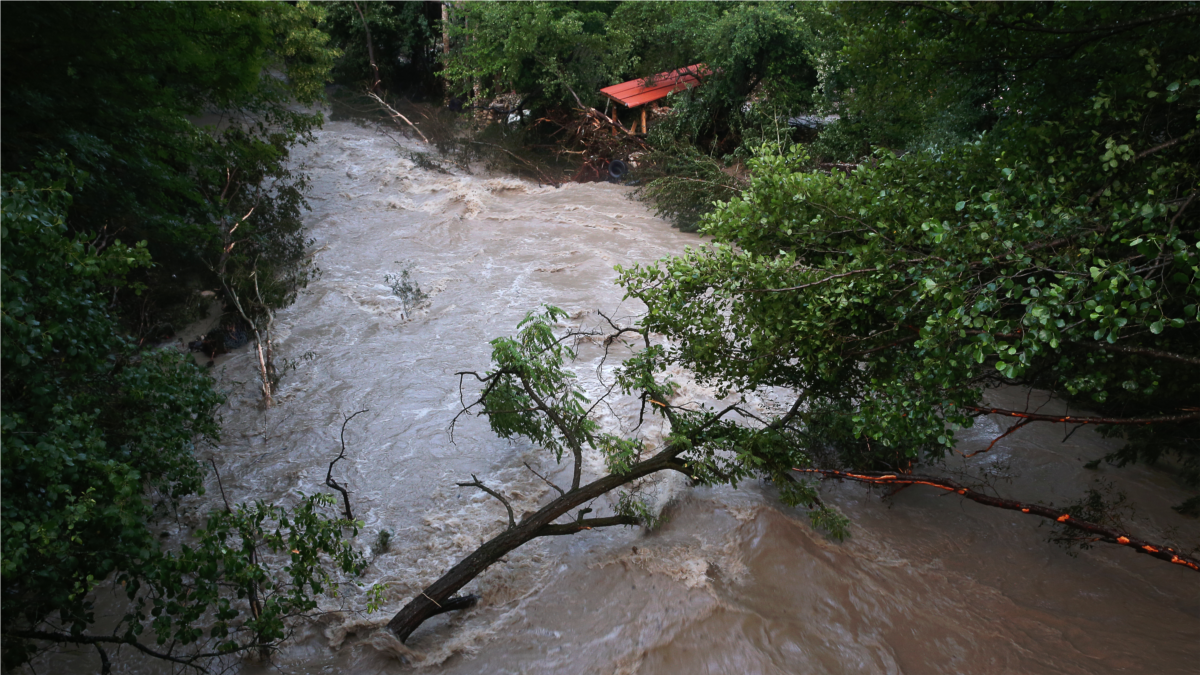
[439,1,825,127]
[1,1,336,339]
[620,2,1199,505]
[0,3,368,669]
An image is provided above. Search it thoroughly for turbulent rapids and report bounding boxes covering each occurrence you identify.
[44,119,1199,674]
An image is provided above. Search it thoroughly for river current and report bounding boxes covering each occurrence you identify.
[44,119,1200,674]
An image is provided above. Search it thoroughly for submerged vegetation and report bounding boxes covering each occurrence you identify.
[385,265,430,318]
[2,1,1197,671]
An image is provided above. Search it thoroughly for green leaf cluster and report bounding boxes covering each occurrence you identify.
[129,494,364,655]
[474,307,844,533]
[481,306,601,467]
[1,166,220,665]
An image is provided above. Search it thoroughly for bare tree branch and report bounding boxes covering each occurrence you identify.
[561,81,647,147]
[536,515,640,536]
[5,630,214,672]
[95,643,111,675]
[1074,339,1200,367]
[424,593,480,618]
[960,418,1033,458]
[524,461,565,497]
[742,268,877,293]
[457,474,516,529]
[328,409,368,521]
[351,1,381,92]
[367,91,431,144]
[210,458,232,513]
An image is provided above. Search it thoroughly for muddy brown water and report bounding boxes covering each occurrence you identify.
[39,120,1199,674]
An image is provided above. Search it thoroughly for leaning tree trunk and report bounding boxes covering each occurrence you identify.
[253,329,273,407]
[441,3,450,57]
[386,451,679,641]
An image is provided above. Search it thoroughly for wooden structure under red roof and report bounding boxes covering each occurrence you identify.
[599,64,708,134]
[600,64,708,109]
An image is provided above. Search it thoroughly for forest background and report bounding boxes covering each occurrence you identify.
[2,1,1196,671]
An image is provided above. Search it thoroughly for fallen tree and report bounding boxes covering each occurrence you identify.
[384,304,1199,645]
[384,306,844,642]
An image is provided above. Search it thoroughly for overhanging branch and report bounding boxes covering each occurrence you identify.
[1074,341,1200,367]
[457,474,516,529]
[743,268,876,293]
[4,629,213,671]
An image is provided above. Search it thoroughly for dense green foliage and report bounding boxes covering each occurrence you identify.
[440,2,825,126]
[0,3,369,669]
[0,168,363,675]
[2,168,219,657]
[127,494,366,659]
[619,3,1199,498]
[1,1,336,337]
[321,1,443,97]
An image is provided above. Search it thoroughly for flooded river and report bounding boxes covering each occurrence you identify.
[45,119,1200,674]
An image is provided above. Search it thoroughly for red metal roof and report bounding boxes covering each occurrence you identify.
[600,64,709,108]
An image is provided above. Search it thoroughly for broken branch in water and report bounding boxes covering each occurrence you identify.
[386,399,749,643]
[367,91,431,144]
[386,448,676,642]
[562,82,649,149]
[327,409,368,521]
[794,468,1200,571]
[524,461,565,497]
[536,514,640,536]
[456,474,516,530]
[960,417,1033,458]
[467,140,560,187]
[424,593,480,618]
